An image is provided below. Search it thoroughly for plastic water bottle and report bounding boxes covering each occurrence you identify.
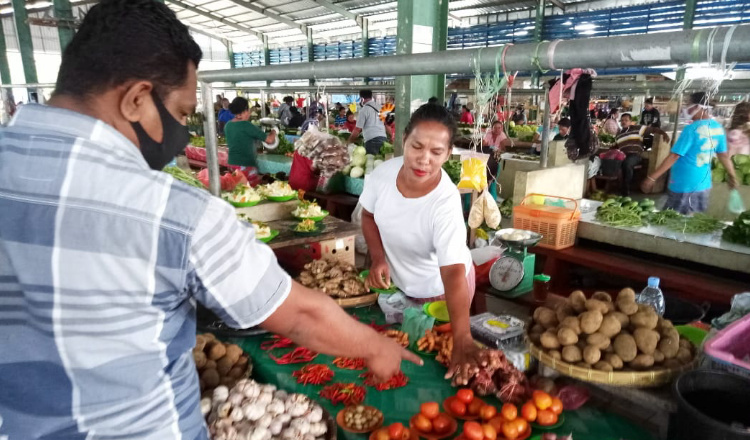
[637,277,665,316]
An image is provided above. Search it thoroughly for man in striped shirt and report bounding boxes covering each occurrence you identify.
[0,2,420,439]
[615,113,669,196]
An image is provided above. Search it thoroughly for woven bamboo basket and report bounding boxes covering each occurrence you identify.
[335,292,378,308]
[528,341,696,388]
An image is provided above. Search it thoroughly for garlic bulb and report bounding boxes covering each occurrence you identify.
[302,435,315,440]
[261,384,277,394]
[213,385,230,403]
[217,402,233,419]
[229,407,245,423]
[228,392,245,406]
[276,414,292,425]
[249,427,272,440]
[308,422,327,437]
[257,391,273,406]
[281,427,303,440]
[269,419,284,436]
[305,406,322,423]
[200,397,212,416]
[242,402,265,422]
[266,399,285,416]
[273,390,289,401]
[289,418,310,435]
[257,414,273,429]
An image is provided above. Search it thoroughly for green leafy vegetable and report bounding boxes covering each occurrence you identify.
[442,160,462,185]
[162,166,205,189]
[664,213,724,234]
[723,210,750,246]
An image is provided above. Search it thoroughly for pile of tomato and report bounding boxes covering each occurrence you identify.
[412,401,455,435]
[522,390,564,426]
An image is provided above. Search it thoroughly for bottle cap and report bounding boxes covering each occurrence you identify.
[534,274,551,282]
[648,277,660,288]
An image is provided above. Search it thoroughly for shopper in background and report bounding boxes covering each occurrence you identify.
[642,92,738,214]
[616,113,669,196]
[603,108,620,135]
[348,89,388,155]
[213,93,223,115]
[511,104,527,125]
[334,106,348,126]
[343,110,357,132]
[277,95,295,126]
[296,95,306,108]
[385,113,396,141]
[287,105,305,129]
[226,97,276,182]
[641,98,661,127]
[727,101,750,157]
[300,102,321,134]
[217,97,233,135]
[554,117,572,140]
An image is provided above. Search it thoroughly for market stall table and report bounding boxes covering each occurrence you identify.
[228,307,657,440]
[257,154,293,175]
[265,215,359,250]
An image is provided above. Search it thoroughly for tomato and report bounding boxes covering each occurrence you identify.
[375,429,391,440]
[482,423,498,440]
[501,403,518,421]
[536,409,558,426]
[501,421,519,440]
[420,402,440,420]
[463,421,484,440]
[414,414,433,433]
[488,415,504,433]
[388,423,405,440]
[456,388,475,404]
[449,398,467,416]
[432,414,452,435]
[468,399,484,416]
[532,390,553,411]
[512,418,529,436]
[521,401,537,422]
[549,397,564,415]
[480,405,497,421]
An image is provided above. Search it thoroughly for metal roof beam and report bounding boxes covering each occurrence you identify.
[548,0,565,10]
[166,0,263,39]
[309,0,361,26]
[187,25,230,47]
[226,0,307,34]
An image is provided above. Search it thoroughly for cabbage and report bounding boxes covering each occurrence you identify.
[508,121,516,128]
[351,154,366,167]
[374,159,384,168]
[350,166,364,178]
[342,165,352,175]
[353,146,367,156]
[712,167,726,183]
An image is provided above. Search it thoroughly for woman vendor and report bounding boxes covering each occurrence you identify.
[359,104,487,385]
[226,97,276,183]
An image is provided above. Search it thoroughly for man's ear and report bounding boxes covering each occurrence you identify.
[119,81,154,123]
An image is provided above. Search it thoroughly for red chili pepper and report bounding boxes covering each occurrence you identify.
[319,383,366,406]
[360,371,409,391]
[332,357,366,370]
[261,335,294,351]
[269,347,318,364]
[292,364,334,385]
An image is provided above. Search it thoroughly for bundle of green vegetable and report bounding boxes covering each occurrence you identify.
[722,210,750,246]
[595,202,647,228]
[648,208,682,226]
[162,166,205,189]
[268,133,294,155]
[664,213,724,234]
[598,133,616,145]
[713,154,750,186]
[190,136,205,147]
[442,160,461,185]
[380,143,394,156]
[499,198,513,218]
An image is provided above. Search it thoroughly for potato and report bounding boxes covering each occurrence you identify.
[587,332,611,350]
[594,361,614,372]
[228,366,246,379]
[603,344,614,354]
[610,311,630,327]
[557,327,579,346]
[548,350,562,360]
[676,347,693,364]
[224,344,243,365]
[529,331,542,345]
[201,368,220,388]
[580,310,604,334]
[637,303,655,313]
[679,338,693,351]
[560,316,582,335]
[195,335,208,352]
[585,299,609,315]
[605,302,616,313]
[617,300,639,315]
[193,351,207,369]
[605,353,624,369]
[652,349,665,363]
[658,317,675,332]
[629,354,655,369]
[555,303,575,323]
[630,311,658,329]
[562,345,583,363]
[533,306,548,322]
[592,291,613,303]
[540,331,561,349]
[204,360,217,371]
[583,345,602,365]
[658,336,680,359]
[569,290,587,313]
[220,377,236,388]
[633,328,660,355]
[207,342,227,361]
[535,307,558,329]
[217,356,235,376]
[617,288,636,304]
[613,334,638,362]
[235,354,249,369]
[599,314,622,338]
[530,324,545,335]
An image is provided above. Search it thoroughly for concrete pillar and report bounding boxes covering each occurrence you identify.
[361,18,369,85]
[0,18,14,124]
[531,0,545,88]
[12,0,39,85]
[307,28,314,86]
[673,0,697,125]
[394,0,449,154]
[53,0,75,52]
[227,41,235,69]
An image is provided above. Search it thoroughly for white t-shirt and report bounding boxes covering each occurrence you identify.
[359,157,473,299]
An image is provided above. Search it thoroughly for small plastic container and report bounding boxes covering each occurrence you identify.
[533,274,551,303]
[513,194,580,250]
[470,313,526,351]
[703,313,750,380]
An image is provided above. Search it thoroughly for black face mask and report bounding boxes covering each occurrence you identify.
[131,93,190,170]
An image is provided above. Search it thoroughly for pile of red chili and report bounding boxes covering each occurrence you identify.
[332,357,366,370]
[260,335,294,351]
[292,364,334,385]
[360,371,409,391]
[319,383,366,406]
[269,347,318,364]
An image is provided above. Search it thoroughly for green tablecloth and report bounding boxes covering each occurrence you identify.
[257,154,293,175]
[228,307,656,440]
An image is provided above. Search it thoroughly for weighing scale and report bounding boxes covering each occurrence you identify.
[488,228,543,298]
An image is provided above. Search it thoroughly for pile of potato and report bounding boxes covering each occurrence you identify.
[194,333,252,396]
[529,289,695,372]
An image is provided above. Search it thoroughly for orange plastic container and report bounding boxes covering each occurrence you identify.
[512,194,580,250]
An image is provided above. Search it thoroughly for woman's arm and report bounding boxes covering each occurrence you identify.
[361,209,391,290]
[264,130,277,144]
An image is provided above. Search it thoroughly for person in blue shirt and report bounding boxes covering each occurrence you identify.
[642,92,738,214]
[217,98,234,135]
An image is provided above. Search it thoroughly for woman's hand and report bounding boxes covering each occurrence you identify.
[445,334,487,386]
[366,258,391,291]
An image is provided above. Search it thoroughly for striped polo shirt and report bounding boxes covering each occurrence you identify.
[0,105,291,440]
[615,124,648,154]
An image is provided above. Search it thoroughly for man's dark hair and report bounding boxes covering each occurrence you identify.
[346,110,354,117]
[644,98,654,105]
[290,106,300,115]
[428,96,439,105]
[689,92,708,106]
[283,96,294,104]
[404,103,456,145]
[462,105,469,111]
[621,113,632,121]
[55,0,201,99]
[557,117,571,128]
[359,90,373,100]
[228,97,249,115]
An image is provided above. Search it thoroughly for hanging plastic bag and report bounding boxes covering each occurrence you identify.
[728,189,746,215]
[468,193,485,229]
[457,152,489,191]
[401,307,435,350]
[482,190,501,229]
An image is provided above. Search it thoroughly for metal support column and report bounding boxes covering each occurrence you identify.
[53,0,75,52]
[361,18,369,85]
[227,41,235,69]
[307,28,314,86]
[201,82,221,196]
[531,0,545,88]
[673,0,697,126]
[12,0,39,86]
[263,35,271,87]
[260,89,267,118]
[539,84,551,168]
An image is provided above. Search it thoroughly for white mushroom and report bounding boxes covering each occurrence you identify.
[200,397,212,416]
[266,399,285,416]
[305,406,322,423]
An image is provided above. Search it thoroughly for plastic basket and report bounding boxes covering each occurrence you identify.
[703,313,750,380]
[512,194,580,250]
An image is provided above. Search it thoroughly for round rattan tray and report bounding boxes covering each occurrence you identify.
[528,340,696,388]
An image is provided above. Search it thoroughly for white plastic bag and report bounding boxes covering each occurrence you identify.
[351,203,368,254]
